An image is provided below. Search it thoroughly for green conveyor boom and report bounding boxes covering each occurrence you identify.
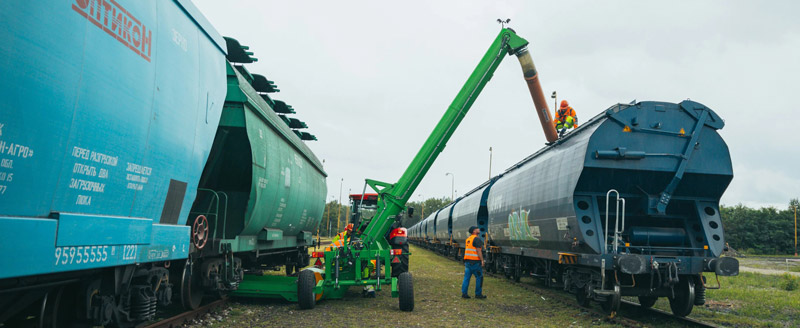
[239,27,548,311]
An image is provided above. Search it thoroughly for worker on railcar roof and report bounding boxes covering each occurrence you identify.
[554,100,578,137]
[462,226,487,299]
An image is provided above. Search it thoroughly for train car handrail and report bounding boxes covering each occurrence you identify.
[192,188,230,241]
[604,189,626,254]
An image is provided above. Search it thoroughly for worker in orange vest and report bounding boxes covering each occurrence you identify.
[461,226,486,299]
[554,100,578,137]
[326,223,378,297]
[326,223,354,251]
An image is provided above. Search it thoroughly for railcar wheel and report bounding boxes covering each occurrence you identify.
[575,285,590,307]
[600,283,621,315]
[669,277,695,317]
[398,272,414,312]
[298,269,317,310]
[180,259,204,310]
[39,286,63,328]
[39,285,83,328]
[638,295,658,308]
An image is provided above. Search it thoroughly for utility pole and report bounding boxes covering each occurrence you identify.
[489,147,493,179]
[325,200,331,238]
[327,196,335,238]
[795,205,797,257]
[418,194,425,219]
[337,178,343,233]
[445,172,454,201]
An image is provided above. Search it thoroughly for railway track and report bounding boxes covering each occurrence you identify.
[619,300,720,328]
[144,299,228,328]
[421,245,718,328]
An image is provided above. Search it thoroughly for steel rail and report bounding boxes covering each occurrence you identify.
[144,299,228,328]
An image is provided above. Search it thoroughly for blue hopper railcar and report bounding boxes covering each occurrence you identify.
[411,100,738,317]
[0,1,326,326]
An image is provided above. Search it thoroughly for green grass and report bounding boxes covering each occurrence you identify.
[211,245,619,328]
[197,248,800,327]
[646,272,800,327]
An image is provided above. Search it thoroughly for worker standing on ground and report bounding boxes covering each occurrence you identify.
[461,226,487,299]
[554,100,578,137]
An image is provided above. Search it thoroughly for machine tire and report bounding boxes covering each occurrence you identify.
[638,295,658,308]
[298,270,316,310]
[391,244,410,277]
[398,272,414,312]
[391,254,409,277]
[669,277,695,317]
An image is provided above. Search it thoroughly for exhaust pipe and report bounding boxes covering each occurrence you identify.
[515,48,559,143]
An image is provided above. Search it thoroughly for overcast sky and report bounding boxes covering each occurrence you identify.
[193,0,799,209]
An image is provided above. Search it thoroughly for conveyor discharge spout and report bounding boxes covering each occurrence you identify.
[515,48,559,143]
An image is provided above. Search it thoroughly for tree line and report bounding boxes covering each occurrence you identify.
[317,197,452,236]
[721,199,799,255]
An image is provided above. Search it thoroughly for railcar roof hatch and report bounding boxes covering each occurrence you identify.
[224,36,258,63]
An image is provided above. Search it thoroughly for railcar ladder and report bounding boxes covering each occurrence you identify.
[604,189,626,254]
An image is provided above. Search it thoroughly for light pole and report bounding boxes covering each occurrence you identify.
[794,205,797,257]
[337,178,343,233]
[489,147,493,179]
[325,199,331,238]
[445,172,454,201]
[327,195,335,238]
[551,91,558,111]
[418,193,425,218]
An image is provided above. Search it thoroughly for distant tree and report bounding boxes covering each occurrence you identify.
[319,201,349,237]
[402,197,450,227]
[722,200,797,255]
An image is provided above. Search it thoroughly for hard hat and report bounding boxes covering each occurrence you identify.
[560,100,569,109]
[346,223,354,231]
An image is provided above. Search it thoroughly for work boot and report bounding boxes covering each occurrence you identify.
[462,294,470,299]
[362,285,376,298]
[475,294,487,299]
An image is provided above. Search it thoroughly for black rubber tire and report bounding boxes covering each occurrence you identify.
[398,272,414,312]
[391,244,410,277]
[638,295,658,308]
[298,270,316,310]
[575,285,590,307]
[669,278,695,317]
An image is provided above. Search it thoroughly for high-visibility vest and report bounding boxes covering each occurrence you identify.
[325,231,348,251]
[464,235,481,261]
[554,107,578,128]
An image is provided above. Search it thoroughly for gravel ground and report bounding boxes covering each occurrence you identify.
[188,245,620,328]
[737,257,800,276]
